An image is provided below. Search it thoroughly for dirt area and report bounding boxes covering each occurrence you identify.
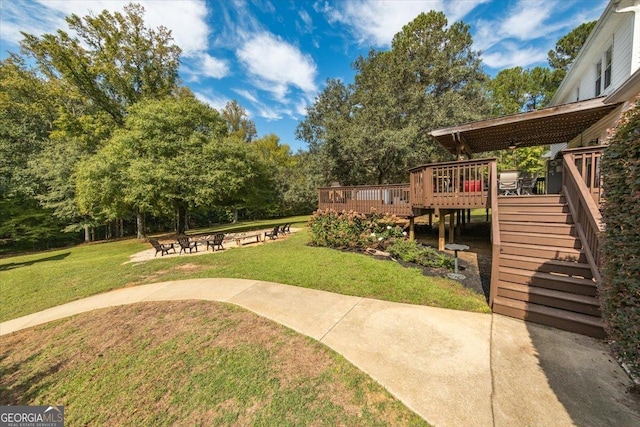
[414,221,492,301]
[126,227,299,264]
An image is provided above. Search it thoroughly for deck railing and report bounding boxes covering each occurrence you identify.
[409,158,494,209]
[563,146,604,206]
[562,151,604,282]
[317,184,412,216]
[489,160,501,307]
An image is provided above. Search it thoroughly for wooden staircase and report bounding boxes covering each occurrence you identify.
[492,195,605,338]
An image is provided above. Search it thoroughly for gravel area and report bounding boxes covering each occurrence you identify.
[126,228,299,264]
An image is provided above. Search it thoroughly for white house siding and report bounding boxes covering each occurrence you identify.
[553,4,637,105]
[611,13,634,90]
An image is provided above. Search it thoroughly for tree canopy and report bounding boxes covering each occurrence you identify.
[20,3,181,126]
[297,11,489,186]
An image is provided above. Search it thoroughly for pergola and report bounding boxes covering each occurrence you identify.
[430,97,622,157]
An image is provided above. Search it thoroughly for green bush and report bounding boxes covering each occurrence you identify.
[308,209,405,249]
[601,102,640,380]
[388,239,454,270]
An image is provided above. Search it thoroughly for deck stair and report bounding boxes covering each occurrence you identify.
[493,195,604,338]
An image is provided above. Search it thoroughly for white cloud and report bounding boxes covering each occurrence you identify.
[232,88,259,103]
[323,0,488,47]
[194,90,229,111]
[237,32,318,101]
[1,1,210,55]
[0,1,66,46]
[474,0,607,72]
[482,44,548,69]
[198,53,230,78]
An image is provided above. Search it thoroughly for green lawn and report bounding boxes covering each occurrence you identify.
[1,301,429,426]
[0,220,489,322]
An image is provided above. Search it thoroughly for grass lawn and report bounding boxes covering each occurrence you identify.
[0,301,429,426]
[0,220,489,322]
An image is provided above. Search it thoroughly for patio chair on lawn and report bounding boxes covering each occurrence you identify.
[177,236,198,254]
[279,223,291,235]
[206,233,225,251]
[264,225,279,240]
[149,239,176,257]
[498,171,519,196]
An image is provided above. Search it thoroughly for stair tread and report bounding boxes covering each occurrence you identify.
[493,296,604,327]
[499,266,596,286]
[499,253,592,269]
[501,241,582,254]
[497,281,600,305]
[499,221,573,227]
[501,230,577,240]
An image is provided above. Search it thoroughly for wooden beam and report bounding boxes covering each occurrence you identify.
[457,133,474,159]
[449,211,455,243]
[438,212,446,250]
[409,217,415,241]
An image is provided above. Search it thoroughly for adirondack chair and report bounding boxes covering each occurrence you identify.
[206,233,225,251]
[149,239,176,257]
[264,225,279,240]
[177,236,198,254]
[279,223,291,235]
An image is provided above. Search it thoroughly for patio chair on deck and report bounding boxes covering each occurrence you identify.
[149,239,176,257]
[519,173,539,195]
[206,233,225,251]
[177,236,198,254]
[498,171,519,196]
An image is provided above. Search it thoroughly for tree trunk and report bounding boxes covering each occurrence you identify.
[233,209,239,223]
[177,205,187,235]
[119,219,124,238]
[136,210,146,239]
[84,224,90,243]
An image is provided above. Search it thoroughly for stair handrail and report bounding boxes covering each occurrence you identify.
[489,160,500,306]
[562,152,604,283]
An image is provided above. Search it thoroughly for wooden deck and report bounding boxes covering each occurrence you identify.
[317,184,412,216]
[316,149,606,338]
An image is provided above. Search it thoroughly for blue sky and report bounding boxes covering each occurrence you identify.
[0,0,607,152]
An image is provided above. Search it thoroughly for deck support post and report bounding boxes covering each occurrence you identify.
[449,211,455,243]
[438,212,446,250]
[409,217,415,241]
[428,212,433,227]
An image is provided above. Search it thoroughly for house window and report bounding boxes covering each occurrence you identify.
[595,60,602,96]
[604,47,612,89]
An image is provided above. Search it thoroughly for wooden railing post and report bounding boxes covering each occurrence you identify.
[489,160,500,307]
[562,151,604,283]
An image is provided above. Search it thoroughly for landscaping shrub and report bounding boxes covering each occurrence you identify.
[601,101,640,380]
[387,239,454,270]
[308,209,405,249]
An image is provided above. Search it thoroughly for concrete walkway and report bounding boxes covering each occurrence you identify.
[1,279,638,426]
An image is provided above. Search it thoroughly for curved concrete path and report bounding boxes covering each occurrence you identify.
[2,279,638,426]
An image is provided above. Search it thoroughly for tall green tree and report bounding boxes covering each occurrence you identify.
[10,2,182,240]
[0,58,56,194]
[77,93,228,237]
[297,11,489,186]
[20,3,181,127]
[221,100,257,143]
[547,21,597,90]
